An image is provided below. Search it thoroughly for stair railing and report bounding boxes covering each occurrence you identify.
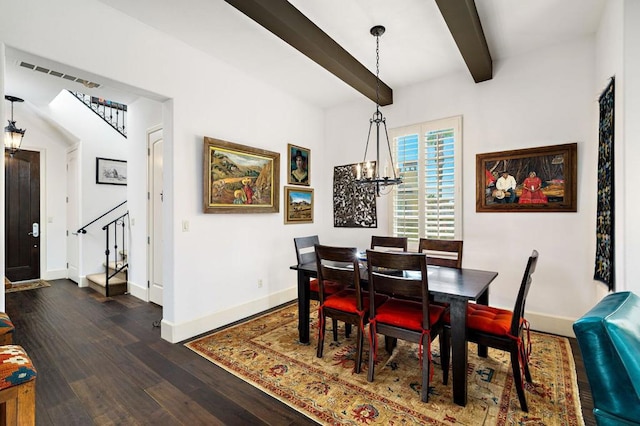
[76,200,127,234]
[68,90,127,138]
[103,211,129,297]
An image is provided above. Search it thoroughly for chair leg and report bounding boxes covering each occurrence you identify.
[439,331,450,385]
[354,326,363,374]
[510,351,528,412]
[317,314,327,358]
[345,323,352,338]
[521,343,532,383]
[367,326,376,383]
[421,333,430,403]
[332,319,339,342]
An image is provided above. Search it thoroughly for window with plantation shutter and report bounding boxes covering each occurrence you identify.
[389,116,462,245]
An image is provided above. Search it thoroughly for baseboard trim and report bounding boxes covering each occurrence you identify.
[527,311,576,338]
[127,281,148,301]
[42,269,67,281]
[161,287,298,343]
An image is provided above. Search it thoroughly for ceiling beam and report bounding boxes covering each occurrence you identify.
[435,0,493,83]
[224,0,393,106]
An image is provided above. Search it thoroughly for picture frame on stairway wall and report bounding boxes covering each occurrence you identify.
[96,157,127,185]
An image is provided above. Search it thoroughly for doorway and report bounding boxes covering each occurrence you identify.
[4,149,41,282]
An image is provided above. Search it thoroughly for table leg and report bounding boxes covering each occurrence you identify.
[449,298,468,406]
[476,288,489,358]
[297,270,311,344]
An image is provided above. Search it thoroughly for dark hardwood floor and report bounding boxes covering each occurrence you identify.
[6,279,595,425]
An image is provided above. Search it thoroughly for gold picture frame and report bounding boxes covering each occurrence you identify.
[203,137,280,213]
[287,143,310,186]
[476,142,577,212]
[284,186,314,224]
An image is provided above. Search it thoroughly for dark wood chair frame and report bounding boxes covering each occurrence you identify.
[370,236,408,252]
[293,236,348,341]
[447,249,538,412]
[418,238,464,269]
[314,244,368,373]
[365,250,450,402]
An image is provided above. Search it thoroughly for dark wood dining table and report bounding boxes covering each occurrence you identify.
[290,261,498,407]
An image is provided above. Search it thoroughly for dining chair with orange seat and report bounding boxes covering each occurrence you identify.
[445,249,539,412]
[365,250,450,402]
[294,236,347,341]
[418,238,463,269]
[314,245,387,373]
[370,235,408,252]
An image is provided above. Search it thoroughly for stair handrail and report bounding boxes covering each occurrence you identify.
[77,200,127,234]
[103,211,129,297]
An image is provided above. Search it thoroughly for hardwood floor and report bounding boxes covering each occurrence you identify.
[6,279,595,425]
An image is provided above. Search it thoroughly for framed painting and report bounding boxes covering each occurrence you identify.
[284,186,313,224]
[203,137,280,213]
[287,143,310,186]
[96,157,127,185]
[476,142,577,212]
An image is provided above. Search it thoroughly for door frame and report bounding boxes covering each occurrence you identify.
[147,125,163,305]
[66,146,81,284]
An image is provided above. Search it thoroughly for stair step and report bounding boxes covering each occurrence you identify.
[105,261,128,270]
[86,273,127,297]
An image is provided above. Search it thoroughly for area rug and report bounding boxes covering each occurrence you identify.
[186,303,583,425]
[5,280,51,293]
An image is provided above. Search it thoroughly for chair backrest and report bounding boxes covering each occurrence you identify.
[370,236,408,252]
[418,238,463,268]
[366,250,432,328]
[294,235,320,265]
[510,250,539,335]
[315,244,362,307]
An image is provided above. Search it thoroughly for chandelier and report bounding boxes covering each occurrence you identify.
[4,95,26,157]
[355,25,401,196]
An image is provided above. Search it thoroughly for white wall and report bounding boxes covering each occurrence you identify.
[0,0,327,342]
[325,37,602,336]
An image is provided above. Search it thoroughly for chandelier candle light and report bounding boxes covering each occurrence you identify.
[4,95,26,156]
[355,25,401,196]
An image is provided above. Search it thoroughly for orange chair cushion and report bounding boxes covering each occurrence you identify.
[466,304,514,336]
[0,345,37,390]
[374,298,446,331]
[310,279,346,295]
[323,289,387,314]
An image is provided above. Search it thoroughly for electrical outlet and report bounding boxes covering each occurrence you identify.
[257,279,263,288]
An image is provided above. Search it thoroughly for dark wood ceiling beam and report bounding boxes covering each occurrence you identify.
[435,0,493,83]
[224,0,393,105]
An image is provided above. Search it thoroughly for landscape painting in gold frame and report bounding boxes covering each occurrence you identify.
[203,137,279,213]
[284,186,313,224]
[476,142,577,212]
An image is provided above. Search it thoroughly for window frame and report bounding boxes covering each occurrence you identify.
[387,115,463,246]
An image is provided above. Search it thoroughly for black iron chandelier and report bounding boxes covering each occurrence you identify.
[4,95,26,157]
[355,25,401,196]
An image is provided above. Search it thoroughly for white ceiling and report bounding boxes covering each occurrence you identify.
[5,0,606,110]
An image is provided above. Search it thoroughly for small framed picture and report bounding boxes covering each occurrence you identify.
[284,186,313,224]
[287,144,310,186]
[96,157,127,185]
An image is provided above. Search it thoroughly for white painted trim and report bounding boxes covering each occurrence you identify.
[527,311,577,338]
[128,280,148,301]
[42,269,67,280]
[161,287,298,343]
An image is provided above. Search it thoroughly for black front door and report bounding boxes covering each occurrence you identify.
[5,149,40,282]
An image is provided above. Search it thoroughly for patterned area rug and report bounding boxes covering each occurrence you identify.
[5,280,51,293]
[186,303,583,425]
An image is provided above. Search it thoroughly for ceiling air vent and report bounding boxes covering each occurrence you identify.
[18,61,101,89]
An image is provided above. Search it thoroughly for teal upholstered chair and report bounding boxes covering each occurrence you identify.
[573,291,640,425]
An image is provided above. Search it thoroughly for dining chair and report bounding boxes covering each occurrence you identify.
[445,249,539,412]
[294,236,347,341]
[370,236,408,252]
[314,245,387,373]
[365,250,450,402]
[418,238,463,269]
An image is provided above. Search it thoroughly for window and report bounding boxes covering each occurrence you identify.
[389,116,462,244]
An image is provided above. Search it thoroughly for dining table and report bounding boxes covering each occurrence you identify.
[290,259,498,407]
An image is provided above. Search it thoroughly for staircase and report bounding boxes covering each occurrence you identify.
[87,253,128,297]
